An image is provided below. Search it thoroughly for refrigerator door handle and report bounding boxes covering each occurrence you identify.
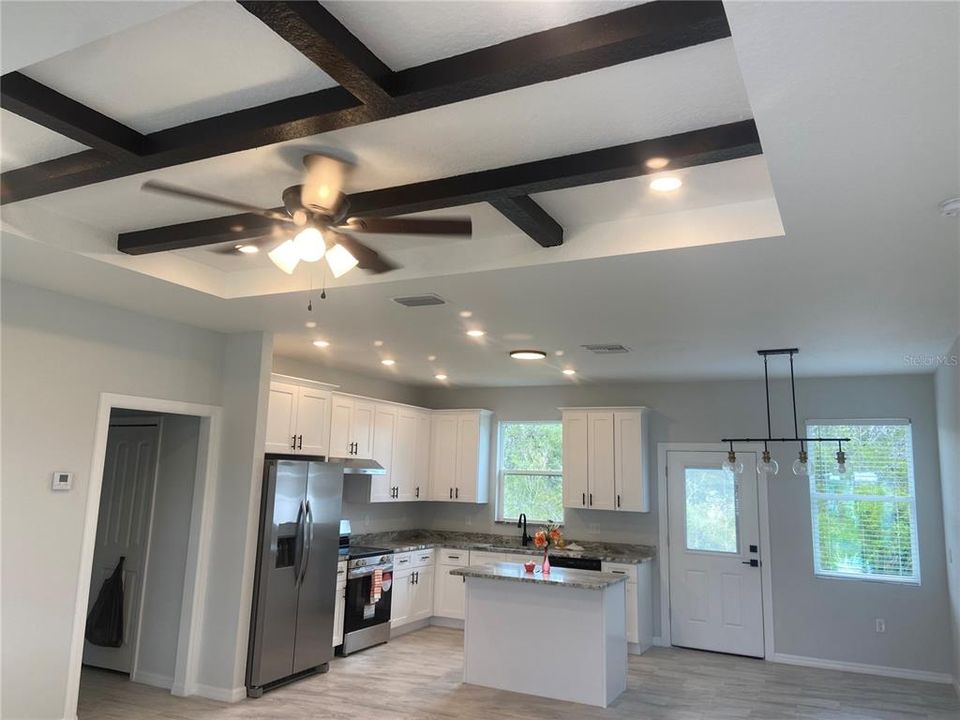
[293,500,306,586]
[300,500,314,585]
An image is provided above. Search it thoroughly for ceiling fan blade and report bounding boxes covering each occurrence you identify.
[327,230,400,274]
[342,217,472,236]
[142,180,292,222]
[301,152,354,217]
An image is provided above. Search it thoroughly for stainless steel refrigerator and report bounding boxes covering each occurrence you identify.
[246,454,343,697]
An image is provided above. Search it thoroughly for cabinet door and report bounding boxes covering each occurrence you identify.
[434,564,466,619]
[412,565,435,621]
[429,414,459,500]
[587,412,616,510]
[352,400,376,458]
[390,568,414,628]
[624,581,639,644]
[393,408,418,501]
[413,411,431,501]
[561,411,589,508]
[333,582,345,647]
[296,386,331,456]
[370,404,397,502]
[265,382,299,453]
[454,413,480,502]
[614,411,647,511]
[329,395,354,456]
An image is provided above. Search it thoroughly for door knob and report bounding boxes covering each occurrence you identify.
[741,559,760,567]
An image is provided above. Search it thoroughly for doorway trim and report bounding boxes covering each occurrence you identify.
[656,442,775,659]
[65,393,223,720]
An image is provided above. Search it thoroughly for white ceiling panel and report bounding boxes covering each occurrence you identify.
[0,109,88,171]
[325,0,643,70]
[20,1,337,134]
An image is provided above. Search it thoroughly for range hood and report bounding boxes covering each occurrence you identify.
[328,456,385,475]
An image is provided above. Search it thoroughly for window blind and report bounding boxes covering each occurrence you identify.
[807,421,919,584]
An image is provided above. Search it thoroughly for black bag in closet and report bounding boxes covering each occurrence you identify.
[84,557,125,648]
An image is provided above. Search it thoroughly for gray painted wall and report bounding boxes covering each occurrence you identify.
[138,414,201,684]
[272,356,427,406]
[935,335,960,687]
[414,374,952,674]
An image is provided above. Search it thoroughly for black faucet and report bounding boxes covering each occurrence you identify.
[517,513,531,546]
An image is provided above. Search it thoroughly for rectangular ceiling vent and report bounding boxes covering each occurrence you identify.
[392,293,446,308]
[581,343,631,354]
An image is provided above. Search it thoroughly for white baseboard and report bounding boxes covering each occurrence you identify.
[652,635,668,647]
[391,618,432,637]
[191,683,247,703]
[771,653,954,685]
[130,670,173,690]
[953,676,959,699]
[628,641,652,655]
[429,616,465,630]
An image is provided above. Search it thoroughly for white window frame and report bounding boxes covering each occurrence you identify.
[806,418,920,586]
[495,420,563,524]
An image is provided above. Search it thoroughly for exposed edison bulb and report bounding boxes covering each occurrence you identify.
[293,227,325,262]
[721,450,744,475]
[836,449,847,475]
[792,448,809,476]
[758,449,779,476]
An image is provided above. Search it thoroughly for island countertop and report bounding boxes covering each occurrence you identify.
[450,562,627,590]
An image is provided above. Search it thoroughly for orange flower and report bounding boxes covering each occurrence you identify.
[533,530,547,548]
[549,528,562,542]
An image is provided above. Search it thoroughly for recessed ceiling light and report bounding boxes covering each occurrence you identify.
[374,340,384,347]
[510,350,547,360]
[236,244,259,254]
[381,358,396,366]
[650,177,682,192]
[313,340,330,348]
[466,329,485,338]
[305,321,317,328]
[554,350,565,357]
[645,157,670,170]
[428,355,437,362]
[459,310,473,318]
[562,368,576,376]
[435,373,448,380]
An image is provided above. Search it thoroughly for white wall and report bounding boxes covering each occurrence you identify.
[272,356,426,406]
[418,374,953,676]
[0,283,271,718]
[137,414,200,686]
[935,335,960,689]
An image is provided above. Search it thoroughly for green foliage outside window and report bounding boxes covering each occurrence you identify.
[499,422,563,523]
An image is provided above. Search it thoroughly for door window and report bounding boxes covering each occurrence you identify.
[684,467,739,554]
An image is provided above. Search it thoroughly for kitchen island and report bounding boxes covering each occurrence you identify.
[450,562,627,707]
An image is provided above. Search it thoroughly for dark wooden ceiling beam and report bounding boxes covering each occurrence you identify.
[116,120,761,253]
[488,196,563,248]
[237,1,394,109]
[3,1,732,205]
[0,72,146,157]
[119,213,280,255]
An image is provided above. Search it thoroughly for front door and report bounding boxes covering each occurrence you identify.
[667,450,764,657]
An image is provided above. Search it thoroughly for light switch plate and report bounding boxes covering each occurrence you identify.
[52,471,73,491]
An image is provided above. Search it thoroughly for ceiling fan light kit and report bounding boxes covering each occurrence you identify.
[721,348,850,477]
[267,239,301,275]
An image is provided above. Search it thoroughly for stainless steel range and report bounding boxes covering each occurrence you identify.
[340,545,394,655]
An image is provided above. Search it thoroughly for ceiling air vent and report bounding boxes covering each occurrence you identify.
[581,344,631,354]
[392,294,446,308]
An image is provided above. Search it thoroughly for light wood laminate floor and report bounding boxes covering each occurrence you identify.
[80,627,959,719]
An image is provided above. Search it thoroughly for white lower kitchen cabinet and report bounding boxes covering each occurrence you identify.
[391,567,414,628]
[602,561,653,651]
[391,551,436,629]
[333,561,346,647]
[434,549,470,619]
[410,565,435,622]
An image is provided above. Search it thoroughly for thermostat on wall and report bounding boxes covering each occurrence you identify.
[52,471,73,491]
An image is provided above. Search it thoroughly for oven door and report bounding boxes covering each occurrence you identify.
[344,566,393,633]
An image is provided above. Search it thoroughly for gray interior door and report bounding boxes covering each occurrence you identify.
[292,462,343,673]
[251,459,307,687]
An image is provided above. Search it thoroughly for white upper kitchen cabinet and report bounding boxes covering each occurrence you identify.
[370,403,398,502]
[560,407,649,512]
[264,376,334,455]
[428,410,491,503]
[329,393,376,458]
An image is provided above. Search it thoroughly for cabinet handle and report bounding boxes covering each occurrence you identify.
[582,492,586,506]
[448,554,460,560]
[611,570,625,574]
[449,488,453,499]
[455,487,459,499]
[589,493,593,506]
[415,486,420,499]
[617,494,621,508]
[292,435,297,450]
[298,434,303,450]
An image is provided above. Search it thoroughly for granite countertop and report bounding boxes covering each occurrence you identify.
[353,529,656,564]
[451,562,627,590]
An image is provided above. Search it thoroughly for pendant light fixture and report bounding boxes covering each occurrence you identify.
[722,349,850,476]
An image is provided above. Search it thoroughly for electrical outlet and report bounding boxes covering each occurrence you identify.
[875,618,886,633]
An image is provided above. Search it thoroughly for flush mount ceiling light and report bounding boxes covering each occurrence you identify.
[510,350,547,360]
[459,310,473,318]
[312,340,330,348]
[381,358,396,366]
[722,349,850,477]
[649,176,682,192]
[466,329,485,338]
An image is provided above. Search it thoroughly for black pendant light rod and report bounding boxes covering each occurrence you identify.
[789,351,804,453]
[763,353,772,452]
[722,436,850,443]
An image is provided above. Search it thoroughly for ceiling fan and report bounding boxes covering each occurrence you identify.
[141,152,472,277]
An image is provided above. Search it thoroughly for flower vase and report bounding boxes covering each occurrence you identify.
[541,551,551,574]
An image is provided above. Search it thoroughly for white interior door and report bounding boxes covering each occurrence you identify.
[667,450,764,658]
[84,423,160,673]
